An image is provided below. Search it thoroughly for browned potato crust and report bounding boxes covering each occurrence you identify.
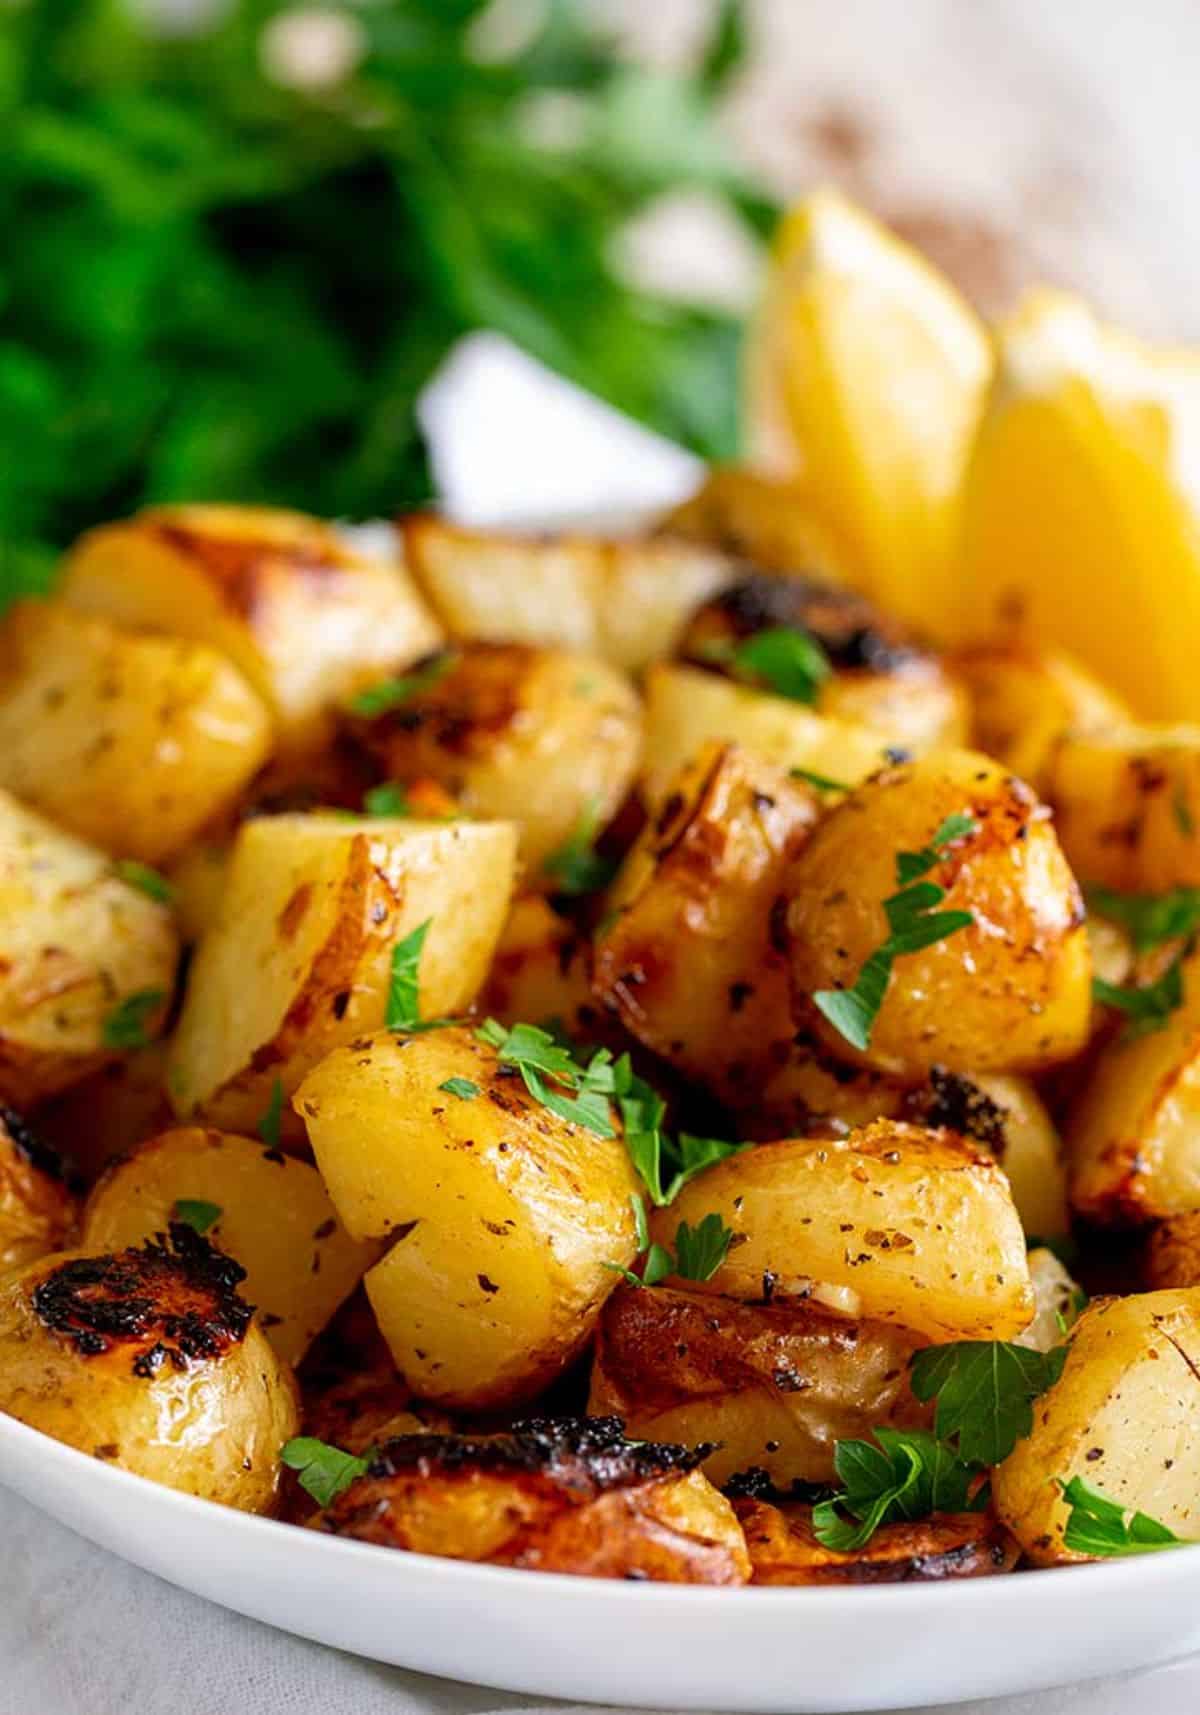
[34,1041,175,1186]
[316,1417,750,1584]
[953,644,1130,786]
[589,1283,929,1488]
[594,744,819,1102]
[1044,724,1200,893]
[734,1498,1018,1585]
[0,1105,76,1270]
[477,895,612,1045]
[0,1226,298,1510]
[663,465,860,587]
[786,750,1091,1075]
[1143,1212,1200,1290]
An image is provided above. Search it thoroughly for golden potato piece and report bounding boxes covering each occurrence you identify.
[663,465,861,587]
[953,644,1130,786]
[993,1291,1200,1564]
[477,895,610,1045]
[969,1074,1068,1240]
[734,1498,1017,1584]
[655,1124,1034,1343]
[60,504,442,755]
[0,792,179,1107]
[787,750,1091,1075]
[589,1282,928,1488]
[640,663,890,810]
[168,814,516,1135]
[35,1040,174,1186]
[1044,724,1200,893]
[0,1227,298,1510]
[0,1105,76,1270]
[295,1026,639,1408]
[81,1127,377,1365]
[1018,1246,1086,1354]
[732,1034,913,1141]
[347,642,641,880]
[1143,1212,1200,1291]
[0,602,272,864]
[594,744,819,1102]
[316,1417,749,1584]
[403,514,733,672]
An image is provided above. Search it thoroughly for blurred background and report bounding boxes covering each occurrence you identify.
[4,0,1199,589]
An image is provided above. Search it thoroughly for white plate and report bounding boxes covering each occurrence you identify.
[3,1411,1200,1712]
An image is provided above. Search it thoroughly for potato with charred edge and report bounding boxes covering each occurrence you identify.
[0,602,272,864]
[81,1128,377,1366]
[640,663,890,811]
[994,1291,1200,1564]
[594,744,818,1103]
[953,644,1131,786]
[0,792,178,1107]
[589,1283,929,1488]
[168,814,516,1136]
[0,1224,298,1509]
[60,504,443,756]
[0,1106,76,1270]
[654,1123,1034,1343]
[1043,724,1200,894]
[1068,943,1200,1225]
[347,642,641,880]
[403,515,733,672]
[314,1416,750,1584]
[733,1498,1018,1585]
[294,1025,639,1409]
[477,896,614,1046]
[787,749,1091,1075]
[678,571,968,755]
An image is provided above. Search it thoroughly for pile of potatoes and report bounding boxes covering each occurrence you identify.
[3,482,1200,1581]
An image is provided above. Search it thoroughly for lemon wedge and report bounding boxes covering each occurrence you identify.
[744,189,992,640]
[955,290,1200,720]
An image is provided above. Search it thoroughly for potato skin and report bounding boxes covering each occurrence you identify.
[295,1026,639,1409]
[589,1283,929,1488]
[663,465,860,588]
[594,744,819,1102]
[168,814,516,1135]
[1143,1213,1200,1291]
[786,750,1091,1075]
[0,792,179,1107]
[477,895,612,1046]
[0,602,272,864]
[0,1227,298,1510]
[35,1040,175,1186]
[953,645,1130,787]
[61,504,443,756]
[1044,725,1200,893]
[655,1123,1034,1343]
[81,1128,377,1366]
[993,1291,1200,1564]
[0,1106,76,1270]
[734,1498,1018,1585]
[348,642,641,879]
[316,1417,750,1584]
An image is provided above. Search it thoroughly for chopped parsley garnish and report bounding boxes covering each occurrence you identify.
[101,988,165,1050]
[611,1054,746,1205]
[909,1341,1068,1466]
[257,1077,284,1150]
[476,1018,616,1138]
[812,1428,982,1552]
[113,860,174,905]
[348,653,454,719]
[542,799,617,897]
[386,919,431,1032]
[1058,1477,1183,1557]
[710,625,831,704]
[1093,949,1188,1041]
[363,782,411,818]
[1086,885,1200,953]
[438,1077,479,1101]
[607,1203,734,1288]
[280,1437,372,1507]
[790,765,852,794]
[814,817,977,1051]
[171,1198,222,1236]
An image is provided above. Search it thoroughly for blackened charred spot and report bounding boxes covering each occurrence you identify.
[362,1416,713,1491]
[0,1104,76,1187]
[723,1466,835,1504]
[908,1067,1007,1153]
[688,574,918,674]
[728,981,755,1014]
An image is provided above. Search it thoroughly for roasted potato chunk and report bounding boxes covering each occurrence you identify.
[663,465,860,587]
[0,602,272,863]
[81,1128,376,1365]
[787,750,1091,1075]
[347,643,640,879]
[954,644,1130,786]
[589,1283,928,1488]
[295,1026,639,1408]
[734,1498,1017,1584]
[403,515,733,672]
[0,1226,298,1510]
[0,793,179,1107]
[315,1417,749,1584]
[655,1124,1034,1343]
[35,1040,174,1185]
[1044,724,1200,893]
[993,1291,1200,1564]
[1143,1212,1200,1291]
[594,744,819,1102]
[60,504,442,755]
[168,814,516,1135]
[640,663,890,810]
[732,1034,913,1141]
[969,1074,1069,1239]
[0,1105,76,1270]
[477,895,609,1044]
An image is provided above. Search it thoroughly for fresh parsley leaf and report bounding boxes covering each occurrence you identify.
[171,1199,221,1236]
[1093,952,1186,1041]
[542,800,617,897]
[477,1019,616,1138]
[671,1211,734,1281]
[790,766,851,794]
[727,626,831,704]
[257,1076,284,1150]
[812,1428,980,1551]
[641,1241,677,1286]
[363,782,411,818]
[101,989,165,1050]
[909,1341,1068,1467]
[1086,886,1200,953]
[894,814,978,885]
[1058,1477,1183,1557]
[386,919,432,1032]
[113,860,174,905]
[438,1077,479,1101]
[280,1437,373,1508]
[348,655,454,719]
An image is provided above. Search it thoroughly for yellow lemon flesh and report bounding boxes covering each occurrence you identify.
[957,289,1200,722]
[744,189,991,642]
